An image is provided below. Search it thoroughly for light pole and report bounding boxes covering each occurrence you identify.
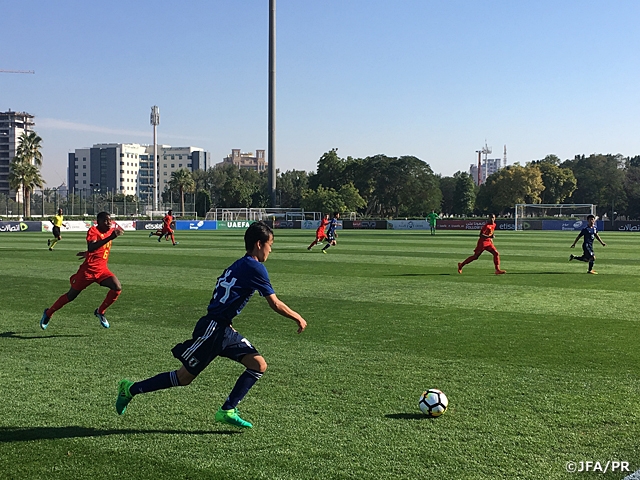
[90,183,100,215]
[268,0,277,207]
[151,106,160,213]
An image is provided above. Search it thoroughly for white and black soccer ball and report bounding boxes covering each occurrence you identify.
[418,389,448,417]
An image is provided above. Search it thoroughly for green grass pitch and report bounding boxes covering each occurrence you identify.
[1,229,639,479]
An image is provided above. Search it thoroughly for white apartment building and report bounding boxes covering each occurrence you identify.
[0,110,35,197]
[68,143,209,201]
[470,158,506,186]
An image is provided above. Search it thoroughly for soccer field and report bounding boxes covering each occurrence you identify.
[1,229,639,480]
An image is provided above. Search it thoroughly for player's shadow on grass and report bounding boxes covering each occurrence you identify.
[0,331,88,340]
[385,413,435,420]
[0,426,240,442]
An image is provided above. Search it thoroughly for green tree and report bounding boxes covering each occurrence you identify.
[195,189,212,218]
[452,171,476,215]
[277,170,309,208]
[337,182,366,212]
[439,175,456,215]
[562,154,626,217]
[300,186,345,213]
[531,156,577,203]
[168,169,196,215]
[480,164,545,214]
[308,148,345,190]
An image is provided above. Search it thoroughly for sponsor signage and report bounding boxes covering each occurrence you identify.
[437,220,487,230]
[0,221,42,232]
[541,220,604,231]
[175,220,217,230]
[301,220,343,230]
[273,220,300,229]
[613,221,640,232]
[42,220,93,232]
[387,220,430,230]
[217,220,254,229]
[112,220,136,231]
[136,221,163,231]
[342,220,387,229]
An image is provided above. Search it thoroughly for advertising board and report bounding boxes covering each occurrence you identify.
[175,220,217,230]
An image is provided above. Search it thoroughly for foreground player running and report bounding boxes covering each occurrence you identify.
[40,212,124,330]
[570,214,605,274]
[48,208,68,251]
[322,212,340,253]
[457,214,506,275]
[307,213,329,250]
[115,221,307,429]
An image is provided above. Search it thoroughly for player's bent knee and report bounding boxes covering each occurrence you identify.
[176,367,196,386]
[242,354,267,373]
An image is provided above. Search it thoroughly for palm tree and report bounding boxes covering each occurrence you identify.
[168,169,196,216]
[9,160,44,217]
[10,131,45,217]
[15,131,43,167]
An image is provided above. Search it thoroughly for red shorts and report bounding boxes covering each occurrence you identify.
[161,227,174,235]
[315,232,327,242]
[474,243,499,256]
[70,264,115,291]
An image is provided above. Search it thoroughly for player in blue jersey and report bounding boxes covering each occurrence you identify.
[115,221,307,428]
[569,214,606,274]
[321,212,340,254]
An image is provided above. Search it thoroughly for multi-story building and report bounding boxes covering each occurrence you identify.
[470,158,506,186]
[68,143,209,201]
[216,149,267,171]
[0,110,35,196]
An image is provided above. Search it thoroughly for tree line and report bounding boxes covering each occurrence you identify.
[8,131,640,220]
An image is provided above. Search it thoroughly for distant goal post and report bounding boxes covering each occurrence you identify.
[514,204,596,231]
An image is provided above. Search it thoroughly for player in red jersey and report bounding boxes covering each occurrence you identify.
[457,214,506,275]
[40,212,124,330]
[307,214,330,250]
[149,209,178,245]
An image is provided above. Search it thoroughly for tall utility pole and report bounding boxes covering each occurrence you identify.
[475,150,482,185]
[150,106,160,211]
[268,0,277,207]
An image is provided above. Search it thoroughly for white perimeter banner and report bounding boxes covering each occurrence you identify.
[42,220,136,232]
[387,220,430,230]
[42,221,93,232]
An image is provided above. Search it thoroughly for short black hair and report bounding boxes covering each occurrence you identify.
[333,212,340,217]
[245,221,273,251]
[587,214,596,220]
[97,211,110,223]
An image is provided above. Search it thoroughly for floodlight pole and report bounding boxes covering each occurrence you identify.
[151,106,160,212]
[268,0,277,208]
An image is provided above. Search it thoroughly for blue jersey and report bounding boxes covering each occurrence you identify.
[206,255,275,324]
[580,226,597,247]
[327,218,338,236]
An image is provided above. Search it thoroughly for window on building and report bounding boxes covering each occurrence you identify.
[163,172,167,176]
[187,163,192,167]
[171,164,174,168]
[83,180,87,184]
[163,179,167,183]
[171,155,175,160]
[75,165,78,169]
[83,157,86,161]
[163,164,167,168]
[74,172,78,177]
[179,164,182,168]
[83,165,86,169]
[83,173,86,177]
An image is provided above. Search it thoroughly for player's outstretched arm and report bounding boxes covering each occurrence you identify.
[87,226,124,252]
[265,294,307,333]
[570,232,582,248]
[595,233,606,246]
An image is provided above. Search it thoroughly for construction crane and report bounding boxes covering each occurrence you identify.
[0,70,35,74]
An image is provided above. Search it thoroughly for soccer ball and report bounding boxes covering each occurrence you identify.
[418,389,448,417]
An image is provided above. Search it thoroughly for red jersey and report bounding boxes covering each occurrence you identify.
[163,214,174,229]
[83,225,114,273]
[478,222,496,246]
[316,218,329,235]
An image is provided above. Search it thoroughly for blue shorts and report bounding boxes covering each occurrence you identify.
[327,232,336,242]
[583,245,594,258]
[171,316,259,376]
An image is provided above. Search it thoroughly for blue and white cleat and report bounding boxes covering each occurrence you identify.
[40,309,51,330]
[94,309,110,328]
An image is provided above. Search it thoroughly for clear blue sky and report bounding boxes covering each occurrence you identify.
[3,0,640,186]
